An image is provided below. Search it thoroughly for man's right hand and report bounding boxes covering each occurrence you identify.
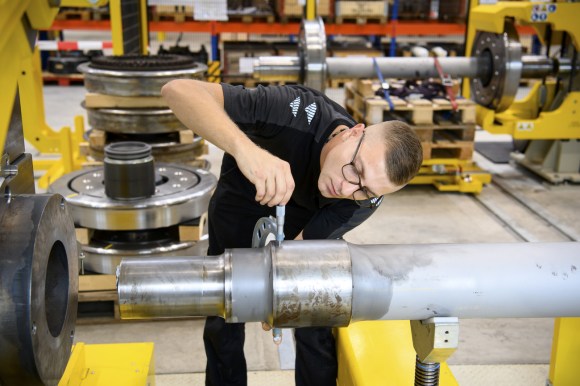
[235,146,295,207]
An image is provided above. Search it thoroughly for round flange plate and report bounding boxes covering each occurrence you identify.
[299,17,327,91]
[49,164,217,231]
[470,21,522,112]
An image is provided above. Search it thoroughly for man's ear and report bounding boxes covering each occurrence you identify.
[345,123,365,139]
[352,123,365,133]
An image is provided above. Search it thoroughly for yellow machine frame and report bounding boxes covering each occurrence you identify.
[465,2,579,140]
[2,0,151,190]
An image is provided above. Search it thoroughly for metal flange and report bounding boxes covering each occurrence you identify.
[470,21,523,112]
[299,17,327,91]
[48,164,217,231]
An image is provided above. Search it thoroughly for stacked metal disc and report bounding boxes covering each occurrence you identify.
[49,141,217,274]
[78,54,208,165]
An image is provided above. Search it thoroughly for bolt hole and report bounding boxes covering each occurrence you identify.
[445,331,449,334]
[444,339,449,343]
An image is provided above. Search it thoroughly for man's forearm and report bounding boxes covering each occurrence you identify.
[161,80,295,206]
[161,79,254,158]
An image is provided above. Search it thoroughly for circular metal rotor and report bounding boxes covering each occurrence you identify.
[78,56,207,97]
[470,22,522,112]
[84,238,209,275]
[85,107,187,134]
[0,194,78,385]
[299,17,327,91]
[49,164,217,231]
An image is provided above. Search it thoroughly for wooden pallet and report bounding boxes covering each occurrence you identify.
[77,274,120,324]
[335,15,387,24]
[345,80,476,161]
[43,72,84,86]
[151,5,193,23]
[345,80,476,126]
[228,12,276,23]
[88,128,197,149]
[277,0,333,22]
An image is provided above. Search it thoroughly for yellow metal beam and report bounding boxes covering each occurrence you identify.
[139,0,149,54]
[61,0,109,6]
[59,342,155,385]
[549,318,580,386]
[305,0,316,20]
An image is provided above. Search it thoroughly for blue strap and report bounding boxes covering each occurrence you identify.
[372,58,394,111]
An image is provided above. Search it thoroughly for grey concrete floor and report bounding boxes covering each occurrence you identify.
[41,85,579,385]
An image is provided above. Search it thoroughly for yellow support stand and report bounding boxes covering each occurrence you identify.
[336,321,458,386]
[59,342,155,386]
[409,159,492,194]
[35,115,87,190]
[548,318,580,386]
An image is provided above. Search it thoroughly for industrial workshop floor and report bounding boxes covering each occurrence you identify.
[40,85,579,386]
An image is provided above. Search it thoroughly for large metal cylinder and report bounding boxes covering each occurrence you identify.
[118,240,580,327]
[0,194,78,385]
[104,141,155,200]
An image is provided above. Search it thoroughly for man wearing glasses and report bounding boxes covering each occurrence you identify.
[162,79,423,386]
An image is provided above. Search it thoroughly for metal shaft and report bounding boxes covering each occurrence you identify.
[118,240,580,327]
[254,55,573,82]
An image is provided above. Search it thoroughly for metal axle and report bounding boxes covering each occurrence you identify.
[117,240,580,327]
[255,55,570,82]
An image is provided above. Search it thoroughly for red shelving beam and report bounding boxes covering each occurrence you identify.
[48,20,535,36]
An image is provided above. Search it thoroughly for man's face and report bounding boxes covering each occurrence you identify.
[318,124,402,201]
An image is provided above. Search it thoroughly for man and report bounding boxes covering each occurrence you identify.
[161,80,423,386]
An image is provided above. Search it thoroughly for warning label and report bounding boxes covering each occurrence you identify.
[531,4,557,22]
[516,122,535,132]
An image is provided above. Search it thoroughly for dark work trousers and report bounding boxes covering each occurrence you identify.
[203,166,338,386]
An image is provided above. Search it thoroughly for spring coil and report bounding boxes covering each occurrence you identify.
[414,355,440,386]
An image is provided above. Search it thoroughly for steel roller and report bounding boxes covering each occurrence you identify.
[117,240,580,326]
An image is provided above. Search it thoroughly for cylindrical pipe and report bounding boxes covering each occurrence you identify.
[117,240,580,327]
[104,142,155,200]
[348,242,580,320]
[327,57,487,79]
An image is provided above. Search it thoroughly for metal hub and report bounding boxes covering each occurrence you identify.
[470,21,523,112]
[50,164,216,230]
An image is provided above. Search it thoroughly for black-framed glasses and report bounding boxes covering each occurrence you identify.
[341,132,383,209]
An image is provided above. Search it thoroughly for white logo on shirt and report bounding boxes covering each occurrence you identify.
[289,97,300,117]
[305,102,317,124]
